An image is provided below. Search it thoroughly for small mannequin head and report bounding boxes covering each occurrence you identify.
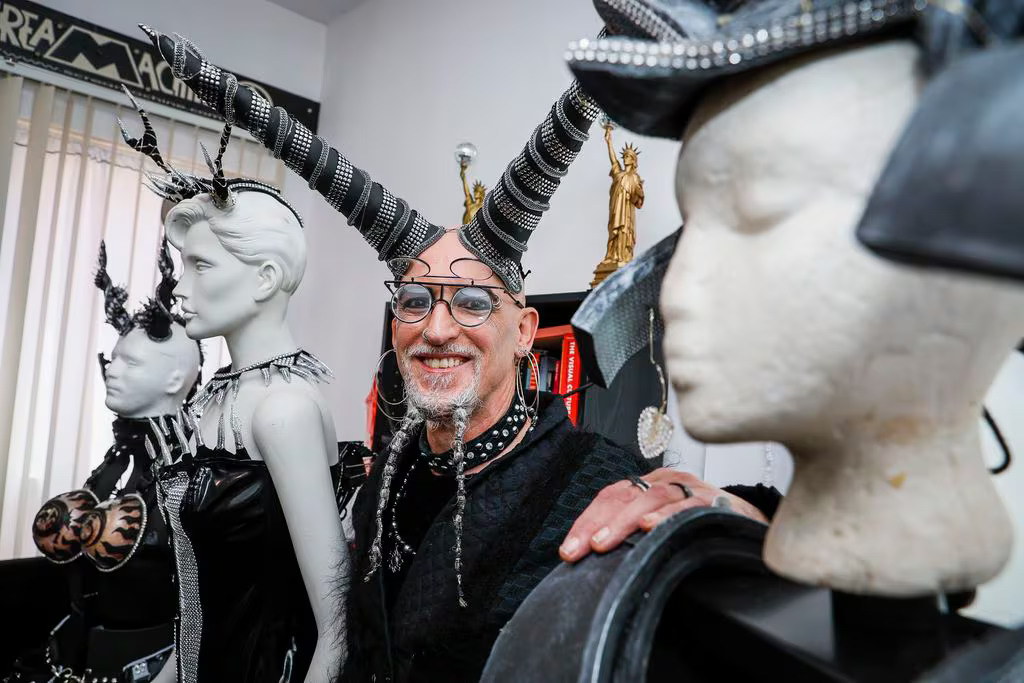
[391,230,538,425]
[165,191,306,341]
[473,181,486,204]
[104,324,201,418]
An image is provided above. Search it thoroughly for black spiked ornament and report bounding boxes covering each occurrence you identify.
[117,83,303,225]
[134,238,182,342]
[94,241,134,337]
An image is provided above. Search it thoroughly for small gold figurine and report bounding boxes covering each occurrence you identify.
[461,162,486,224]
[592,119,644,287]
[455,142,486,223]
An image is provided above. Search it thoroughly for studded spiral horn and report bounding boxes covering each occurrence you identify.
[140,24,443,269]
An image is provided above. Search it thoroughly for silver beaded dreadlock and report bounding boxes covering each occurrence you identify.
[365,406,424,580]
[451,406,469,607]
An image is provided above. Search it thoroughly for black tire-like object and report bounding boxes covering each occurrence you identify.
[481,508,768,683]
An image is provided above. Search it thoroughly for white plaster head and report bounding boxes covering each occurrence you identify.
[165,192,306,341]
[661,40,1024,595]
[103,323,201,418]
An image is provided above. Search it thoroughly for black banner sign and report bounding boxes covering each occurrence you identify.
[0,0,320,132]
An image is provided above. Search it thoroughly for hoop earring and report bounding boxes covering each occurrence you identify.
[637,308,674,459]
[515,350,540,424]
[374,348,406,423]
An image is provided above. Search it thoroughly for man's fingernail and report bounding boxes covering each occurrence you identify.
[642,513,658,526]
[560,537,580,556]
[592,527,610,544]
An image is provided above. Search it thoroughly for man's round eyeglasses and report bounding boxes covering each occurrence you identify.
[385,257,524,328]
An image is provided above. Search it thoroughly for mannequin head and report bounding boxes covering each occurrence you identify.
[661,41,1024,594]
[104,324,201,418]
[166,192,305,341]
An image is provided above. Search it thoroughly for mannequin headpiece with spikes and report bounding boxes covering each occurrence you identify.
[138,25,604,293]
[116,85,303,226]
[95,239,204,391]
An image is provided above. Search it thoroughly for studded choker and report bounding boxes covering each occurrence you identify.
[418,398,530,476]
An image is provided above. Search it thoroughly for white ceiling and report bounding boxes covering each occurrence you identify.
[267,0,369,24]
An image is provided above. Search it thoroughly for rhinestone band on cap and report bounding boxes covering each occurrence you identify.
[567,0,924,71]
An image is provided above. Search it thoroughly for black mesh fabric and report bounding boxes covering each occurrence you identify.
[345,395,650,683]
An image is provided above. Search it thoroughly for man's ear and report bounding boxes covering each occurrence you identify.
[517,306,540,351]
[254,261,283,302]
[391,316,398,343]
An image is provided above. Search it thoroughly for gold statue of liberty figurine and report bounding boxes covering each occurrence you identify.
[592,118,644,287]
[455,142,486,223]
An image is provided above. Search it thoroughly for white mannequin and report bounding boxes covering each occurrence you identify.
[662,41,1024,596]
[103,324,199,418]
[154,191,345,683]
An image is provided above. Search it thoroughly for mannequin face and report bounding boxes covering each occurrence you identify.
[174,219,261,340]
[104,325,198,417]
[661,41,1024,445]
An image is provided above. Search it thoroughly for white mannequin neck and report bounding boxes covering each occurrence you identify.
[223,304,297,369]
[767,414,1011,595]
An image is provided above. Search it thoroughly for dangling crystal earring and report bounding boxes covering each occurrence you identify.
[637,308,674,459]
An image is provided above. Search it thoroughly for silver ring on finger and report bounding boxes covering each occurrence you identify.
[628,474,652,492]
[668,482,694,499]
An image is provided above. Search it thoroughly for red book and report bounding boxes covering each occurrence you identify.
[366,378,378,448]
[558,333,580,425]
[552,359,562,394]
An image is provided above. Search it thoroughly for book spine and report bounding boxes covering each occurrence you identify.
[559,334,580,425]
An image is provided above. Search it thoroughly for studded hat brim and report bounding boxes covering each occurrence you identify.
[567,0,924,139]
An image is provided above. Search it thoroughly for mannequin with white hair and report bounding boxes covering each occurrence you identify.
[149,189,346,683]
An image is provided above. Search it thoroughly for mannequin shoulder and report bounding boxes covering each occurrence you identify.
[250,388,324,452]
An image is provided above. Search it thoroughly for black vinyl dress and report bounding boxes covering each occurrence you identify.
[157,445,341,683]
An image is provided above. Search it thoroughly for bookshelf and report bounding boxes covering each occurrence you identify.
[370,291,666,466]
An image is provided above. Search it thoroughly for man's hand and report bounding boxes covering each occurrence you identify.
[559,468,769,563]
